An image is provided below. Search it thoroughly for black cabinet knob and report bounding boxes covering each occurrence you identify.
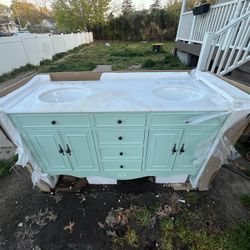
[120,165,124,169]
[51,120,56,125]
[118,136,123,140]
[119,152,124,156]
[117,120,122,124]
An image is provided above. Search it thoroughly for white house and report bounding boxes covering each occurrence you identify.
[40,19,56,31]
[0,17,18,34]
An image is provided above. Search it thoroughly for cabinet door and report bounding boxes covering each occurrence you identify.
[173,129,217,171]
[145,129,183,170]
[26,130,71,171]
[60,130,98,171]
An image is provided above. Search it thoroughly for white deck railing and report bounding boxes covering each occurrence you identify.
[197,11,250,75]
[176,0,250,44]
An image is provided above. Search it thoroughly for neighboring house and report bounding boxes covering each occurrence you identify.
[175,0,250,85]
[0,17,18,34]
[40,19,56,31]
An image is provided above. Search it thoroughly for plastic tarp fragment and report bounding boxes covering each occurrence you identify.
[0,112,58,189]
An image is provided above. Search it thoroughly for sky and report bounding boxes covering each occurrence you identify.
[0,0,11,6]
[0,0,165,10]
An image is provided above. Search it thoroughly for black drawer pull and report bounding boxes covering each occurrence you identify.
[51,120,56,125]
[172,144,177,155]
[66,144,71,155]
[180,144,185,154]
[120,165,124,169]
[117,120,122,124]
[58,144,64,155]
[118,136,123,140]
[119,152,124,156]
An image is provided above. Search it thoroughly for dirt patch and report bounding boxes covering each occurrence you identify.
[0,167,249,250]
[0,71,36,92]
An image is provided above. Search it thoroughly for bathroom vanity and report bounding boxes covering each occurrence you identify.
[1,71,248,187]
[10,112,226,180]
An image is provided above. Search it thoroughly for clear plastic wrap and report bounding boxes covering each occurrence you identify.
[0,112,59,189]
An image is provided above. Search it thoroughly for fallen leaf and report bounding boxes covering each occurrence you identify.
[117,212,128,225]
[79,194,86,203]
[170,193,181,214]
[155,205,172,219]
[98,221,105,229]
[178,199,186,203]
[246,152,250,161]
[47,211,58,222]
[64,222,75,233]
[32,246,41,250]
[106,230,117,237]
[105,212,117,227]
[54,193,63,204]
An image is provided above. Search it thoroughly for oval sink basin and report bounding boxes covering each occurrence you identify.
[39,88,89,103]
[152,86,204,102]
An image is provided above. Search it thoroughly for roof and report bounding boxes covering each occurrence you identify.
[41,18,56,25]
[0,16,11,25]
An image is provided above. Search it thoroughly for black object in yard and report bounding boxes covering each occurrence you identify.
[193,3,210,16]
[152,43,164,53]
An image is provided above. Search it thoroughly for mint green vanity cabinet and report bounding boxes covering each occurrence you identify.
[59,130,99,171]
[25,129,99,174]
[9,112,226,180]
[26,130,71,172]
[145,129,183,171]
[173,129,216,171]
[93,114,146,174]
[145,128,217,174]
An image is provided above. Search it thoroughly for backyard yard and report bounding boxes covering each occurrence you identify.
[0,41,250,250]
[0,41,188,84]
[0,166,250,250]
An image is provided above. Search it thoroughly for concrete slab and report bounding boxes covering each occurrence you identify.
[93,65,112,72]
[0,129,14,148]
[0,128,16,160]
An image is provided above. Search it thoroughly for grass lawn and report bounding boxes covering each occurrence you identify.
[0,41,189,83]
[39,41,188,72]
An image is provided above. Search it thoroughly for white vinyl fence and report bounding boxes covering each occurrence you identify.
[0,32,94,75]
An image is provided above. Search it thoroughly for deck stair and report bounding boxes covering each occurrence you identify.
[176,0,250,77]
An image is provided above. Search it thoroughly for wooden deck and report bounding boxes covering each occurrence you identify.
[174,41,201,56]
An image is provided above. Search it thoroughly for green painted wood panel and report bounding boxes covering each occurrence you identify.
[145,129,183,170]
[26,130,71,171]
[9,112,226,180]
[173,129,217,171]
[150,113,226,127]
[99,145,143,159]
[96,129,145,144]
[102,159,142,171]
[94,114,146,127]
[15,114,90,128]
[60,130,99,171]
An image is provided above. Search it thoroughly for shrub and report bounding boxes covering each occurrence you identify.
[240,194,250,209]
[0,155,18,177]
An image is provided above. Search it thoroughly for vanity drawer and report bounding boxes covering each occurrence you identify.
[96,129,145,144]
[14,114,91,128]
[94,114,146,127]
[100,145,143,159]
[102,160,142,171]
[150,113,226,126]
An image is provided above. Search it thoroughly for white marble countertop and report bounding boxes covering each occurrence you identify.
[0,71,249,113]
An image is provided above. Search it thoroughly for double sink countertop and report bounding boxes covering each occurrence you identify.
[0,71,249,113]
